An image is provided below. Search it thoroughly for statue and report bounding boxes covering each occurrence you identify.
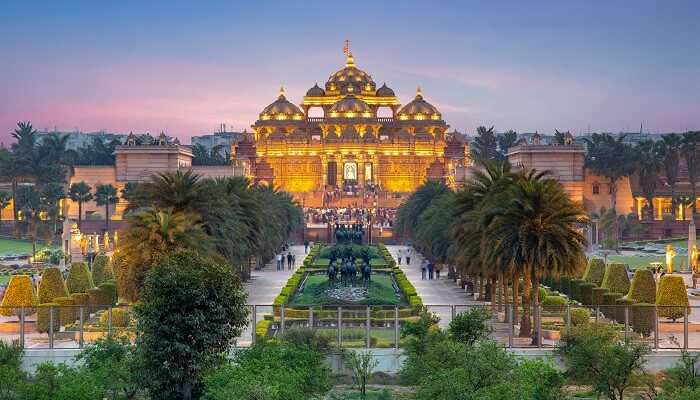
[692,244,700,288]
[665,244,677,274]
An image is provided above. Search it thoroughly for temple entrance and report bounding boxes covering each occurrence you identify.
[327,161,337,186]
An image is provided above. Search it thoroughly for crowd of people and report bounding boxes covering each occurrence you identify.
[305,207,396,228]
[275,245,297,271]
[396,248,443,280]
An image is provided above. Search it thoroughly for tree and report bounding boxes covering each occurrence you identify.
[636,140,664,219]
[660,133,682,218]
[0,190,11,221]
[69,182,93,230]
[497,129,518,158]
[394,180,450,239]
[76,336,142,400]
[0,149,26,223]
[681,131,700,214]
[138,170,204,213]
[15,185,47,258]
[346,351,378,399]
[585,133,637,211]
[471,125,498,161]
[135,250,249,400]
[41,182,65,235]
[94,184,118,232]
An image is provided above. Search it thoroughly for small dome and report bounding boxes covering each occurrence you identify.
[376,83,395,97]
[397,87,442,121]
[306,83,325,97]
[328,94,374,118]
[260,87,304,121]
[326,53,375,93]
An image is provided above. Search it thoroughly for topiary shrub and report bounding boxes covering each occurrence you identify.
[66,262,94,294]
[71,292,89,321]
[99,307,132,328]
[615,298,637,324]
[98,281,118,306]
[91,255,114,286]
[656,275,690,322]
[602,292,623,319]
[567,307,590,327]
[627,269,656,303]
[601,263,631,295]
[579,283,595,305]
[538,287,547,303]
[38,267,68,304]
[591,287,609,306]
[88,287,111,312]
[53,296,76,326]
[583,258,606,286]
[631,303,656,337]
[0,275,37,317]
[569,279,584,302]
[37,303,61,333]
[542,295,567,306]
[559,276,571,296]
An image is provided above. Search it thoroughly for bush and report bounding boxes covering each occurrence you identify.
[448,308,492,346]
[583,258,606,286]
[627,269,656,303]
[91,255,114,286]
[560,276,571,296]
[99,308,132,328]
[615,298,637,324]
[88,287,111,312]
[569,279,585,302]
[0,275,37,317]
[602,292,623,319]
[592,287,609,306]
[542,295,567,313]
[656,275,690,322]
[53,296,76,326]
[38,267,69,304]
[71,293,89,321]
[280,327,333,352]
[37,303,61,333]
[66,262,94,294]
[98,281,118,305]
[567,308,590,327]
[631,303,656,337]
[601,263,631,295]
[579,283,595,305]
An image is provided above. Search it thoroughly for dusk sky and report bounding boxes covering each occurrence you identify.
[1,1,699,144]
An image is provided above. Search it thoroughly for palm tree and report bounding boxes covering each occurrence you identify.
[95,184,118,232]
[41,182,65,235]
[69,182,93,230]
[485,171,587,338]
[0,191,11,222]
[636,140,663,219]
[496,130,518,159]
[15,185,45,259]
[681,131,700,214]
[471,126,498,162]
[115,207,211,301]
[659,134,682,218]
[0,149,26,224]
[584,133,637,211]
[11,122,37,157]
[141,170,204,212]
[394,180,450,240]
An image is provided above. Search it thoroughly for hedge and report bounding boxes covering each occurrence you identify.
[98,281,118,306]
[579,283,595,305]
[67,262,95,294]
[627,269,656,304]
[631,303,655,337]
[71,293,89,321]
[559,276,572,296]
[569,279,585,302]
[591,287,609,306]
[583,258,606,286]
[88,287,114,312]
[256,319,272,341]
[100,308,132,328]
[656,275,690,322]
[92,255,114,286]
[601,263,631,295]
[38,267,69,304]
[37,303,61,333]
[602,292,623,319]
[53,296,76,326]
[0,275,37,317]
[538,287,547,303]
[542,295,567,312]
[567,308,590,327]
[615,298,637,324]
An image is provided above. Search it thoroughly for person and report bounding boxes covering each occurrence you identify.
[287,252,293,270]
[406,248,411,265]
[397,249,403,265]
[421,260,427,280]
[428,261,434,280]
[292,254,296,269]
[435,263,441,280]
[276,253,282,271]
[304,240,309,254]
[280,253,286,270]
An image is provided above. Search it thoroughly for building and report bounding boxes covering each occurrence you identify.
[35,130,127,150]
[235,50,469,207]
[191,127,245,153]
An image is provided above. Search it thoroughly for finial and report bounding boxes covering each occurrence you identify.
[279,86,285,98]
[346,52,355,67]
[343,39,350,56]
[416,86,423,98]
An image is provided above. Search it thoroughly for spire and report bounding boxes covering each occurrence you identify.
[346,52,355,67]
[278,86,285,99]
[416,86,423,99]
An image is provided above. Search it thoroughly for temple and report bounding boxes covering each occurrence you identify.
[233,48,469,207]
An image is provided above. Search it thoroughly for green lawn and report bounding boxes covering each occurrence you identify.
[290,274,406,306]
[0,275,9,285]
[0,238,51,255]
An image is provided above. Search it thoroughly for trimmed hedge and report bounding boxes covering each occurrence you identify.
[631,303,655,337]
[567,308,590,327]
[71,293,89,321]
[38,267,69,304]
[601,263,631,295]
[53,296,76,326]
[256,319,272,341]
[542,295,567,306]
[559,276,572,296]
[99,308,132,328]
[98,281,118,305]
[591,287,609,306]
[656,275,690,322]
[627,269,656,303]
[569,279,585,302]
[0,275,37,317]
[91,255,114,285]
[615,298,637,324]
[67,262,94,294]
[579,283,595,305]
[88,287,113,312]
[37,303,61,333]
[602,292,623,319]
[583,258,606,286]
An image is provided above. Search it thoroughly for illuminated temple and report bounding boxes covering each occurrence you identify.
[234,49,470,206]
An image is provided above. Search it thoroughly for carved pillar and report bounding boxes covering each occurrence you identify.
[335,154,343,188]
[321,154,328,189]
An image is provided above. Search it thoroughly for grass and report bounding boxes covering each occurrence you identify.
[0,238,51,255]
[290,274,407,307]
[0,275,9,285]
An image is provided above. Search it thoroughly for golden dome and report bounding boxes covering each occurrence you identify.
[326,53,375,94]
[306,83,325,97]
[328,94,374,118]
[376,83,395,97]
[397,87,442,121]
[260,87,304,121]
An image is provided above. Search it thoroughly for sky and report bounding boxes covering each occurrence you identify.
[1,1,699,144]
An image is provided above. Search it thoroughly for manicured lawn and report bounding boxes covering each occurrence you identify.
[290,274,406,306]
[0,238,51,255]
[607,254,667,270]
[0,275,9,285]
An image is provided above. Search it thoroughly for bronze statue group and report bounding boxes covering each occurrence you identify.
[326,255,372,287]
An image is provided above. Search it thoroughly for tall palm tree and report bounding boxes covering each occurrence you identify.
[69,182,93,230]
[471,126,498,162]
[0,191,11,222]
[11,122,37,157]
[394,180,450,239]
[15,185,46,259]
[681,131,700,214]
[141,170,204,212]
[485,170,587,338]
[636,140,663,219]
[659,134,682,218]
[114,207,211,301]
[584,133,637,212]
[41,182,65,235]
[0,149,26,224]
[95,184,118,232]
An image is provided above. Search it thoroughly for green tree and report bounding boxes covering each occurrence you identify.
[681,131,700,214]
[17,362,102,400]
[660,133,682,218]
[496,129,518,158]
[636,140,664,218]
[471,125,498,161]
[15,185,47,259]
[0,148,26,223]
[41,182,65,235]
[136,250,249,400]
[0,341,26,399]
[448,307,492,346]
[76,336,142,400]
[346,351,378,399]
[94,183,118,232]
[68,182,93,230]
[584,133,637,211]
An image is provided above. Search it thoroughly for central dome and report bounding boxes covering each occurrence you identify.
[328,94,374,118]
[326,53,375,94]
